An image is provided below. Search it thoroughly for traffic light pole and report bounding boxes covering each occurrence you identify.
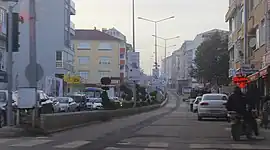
[29,0,38,128]
[7,5,14,126]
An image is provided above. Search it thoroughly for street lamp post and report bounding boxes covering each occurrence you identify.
[153,35,179,76]
[138,16,175,69]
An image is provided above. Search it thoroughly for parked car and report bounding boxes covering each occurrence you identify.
[50,97,61,113]
[192,96,202,113]
[197,93,228,121]
[66,94,87,111]
[0,90,18,127]
[56,97,77,112]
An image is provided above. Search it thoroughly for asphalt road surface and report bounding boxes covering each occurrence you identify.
[1,90,270,150]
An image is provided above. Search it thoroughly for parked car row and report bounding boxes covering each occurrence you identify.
[187,93,228,121]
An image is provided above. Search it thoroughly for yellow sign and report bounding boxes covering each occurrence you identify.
[64,75,81,84]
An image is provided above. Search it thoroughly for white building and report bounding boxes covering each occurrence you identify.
[0,2,7,89]
[13,0,76,91]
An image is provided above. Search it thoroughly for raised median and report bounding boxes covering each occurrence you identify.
[39,98,168,134]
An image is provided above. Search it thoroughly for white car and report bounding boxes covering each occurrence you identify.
[192,96,202,113]
[197,93,228,121]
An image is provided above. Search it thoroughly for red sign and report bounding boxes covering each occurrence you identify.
[232,76,249,88]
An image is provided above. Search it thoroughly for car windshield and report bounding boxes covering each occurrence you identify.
[57,98,69,103]
[0,92,6,102]
[203,95,227,100]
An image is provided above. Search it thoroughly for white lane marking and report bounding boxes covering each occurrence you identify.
[148,142,169,148]
[104,147,121,150]
[54,140,91,148]
[117,141,131,145]
[10,139,52,147]
[0,138,16,144]
[144,148,166,150]
[189,144,270,149]
[36,137,49,139]
[231,144,253,149]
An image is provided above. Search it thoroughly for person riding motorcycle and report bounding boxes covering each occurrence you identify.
[226,86,259,136]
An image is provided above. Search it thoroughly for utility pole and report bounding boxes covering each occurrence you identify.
[7,4,13,127]
[132,0,136,107]
[243,0,248,64]
[154,22,157,69]
[29,0,38,127]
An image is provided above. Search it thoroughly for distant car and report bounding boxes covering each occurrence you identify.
[192,96,202,113]
[197,93,228,121]
[56,97,77,112]
[67,94,87,111]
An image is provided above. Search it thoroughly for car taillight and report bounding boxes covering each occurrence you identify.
[200,102,209,106]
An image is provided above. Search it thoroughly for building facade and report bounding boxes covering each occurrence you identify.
[102,28,127,81]
[13,0,76,90]
[0,2,7,89]
[226,0,270,95]
[73,29,122,86]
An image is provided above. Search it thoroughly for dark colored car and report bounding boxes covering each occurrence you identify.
[67,94,87,111]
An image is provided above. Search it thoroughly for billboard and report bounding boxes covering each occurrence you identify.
[127,52,140,81]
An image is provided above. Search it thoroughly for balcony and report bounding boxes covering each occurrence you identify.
[56,61,63,68]
[228,33,233,49]
[70,0,76,15]
[70,21,75,36]
[225,0,241,22]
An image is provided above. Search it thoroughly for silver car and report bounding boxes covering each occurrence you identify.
[56,97,77,112]
[197,93,228,121]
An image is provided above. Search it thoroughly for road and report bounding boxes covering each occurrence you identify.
[1,91,270,150]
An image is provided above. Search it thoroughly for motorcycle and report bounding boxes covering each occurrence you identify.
[228,111,253,141]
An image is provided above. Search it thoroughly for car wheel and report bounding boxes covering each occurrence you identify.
[197,115,202,121]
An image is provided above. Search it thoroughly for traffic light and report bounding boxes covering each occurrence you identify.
[6,13,21,52]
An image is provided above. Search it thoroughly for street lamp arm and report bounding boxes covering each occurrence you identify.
[152,35,166,40]
[166,36,180,41]
[156,16,175,23]
[138,17,155,23]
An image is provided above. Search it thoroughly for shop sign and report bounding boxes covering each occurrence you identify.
[248,72,259,81]
[232,76,249,89]
[64,75,81,84]
[260,67,268,77]
[262,51,270,67]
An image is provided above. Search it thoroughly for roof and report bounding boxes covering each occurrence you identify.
[73,29,120,41]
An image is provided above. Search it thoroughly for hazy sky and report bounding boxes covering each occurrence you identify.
[73,0,229,74]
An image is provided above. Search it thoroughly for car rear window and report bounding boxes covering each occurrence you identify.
[203,95,227,100]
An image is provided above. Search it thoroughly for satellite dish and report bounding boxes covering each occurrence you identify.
[249,38,256,48]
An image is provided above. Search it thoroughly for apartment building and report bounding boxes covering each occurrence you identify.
[12,0,76,90]
[102,28,127,81]
[226,0,270,95]
[73,29,122,86]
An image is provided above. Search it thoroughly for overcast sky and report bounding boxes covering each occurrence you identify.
[73,0,229,74]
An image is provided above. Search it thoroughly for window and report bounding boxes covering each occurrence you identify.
[78,56,89,64]
[79,71,89,80]
[260,19,266,46]
[241,9,244,24]
[64,30,70,47]
[98,43,112,50]
[77,43,91,50]
[256,27,260,49]
[231,17,235,32]
[56,51,63,61]
[99,70,110,78]
[99,56,111,64]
